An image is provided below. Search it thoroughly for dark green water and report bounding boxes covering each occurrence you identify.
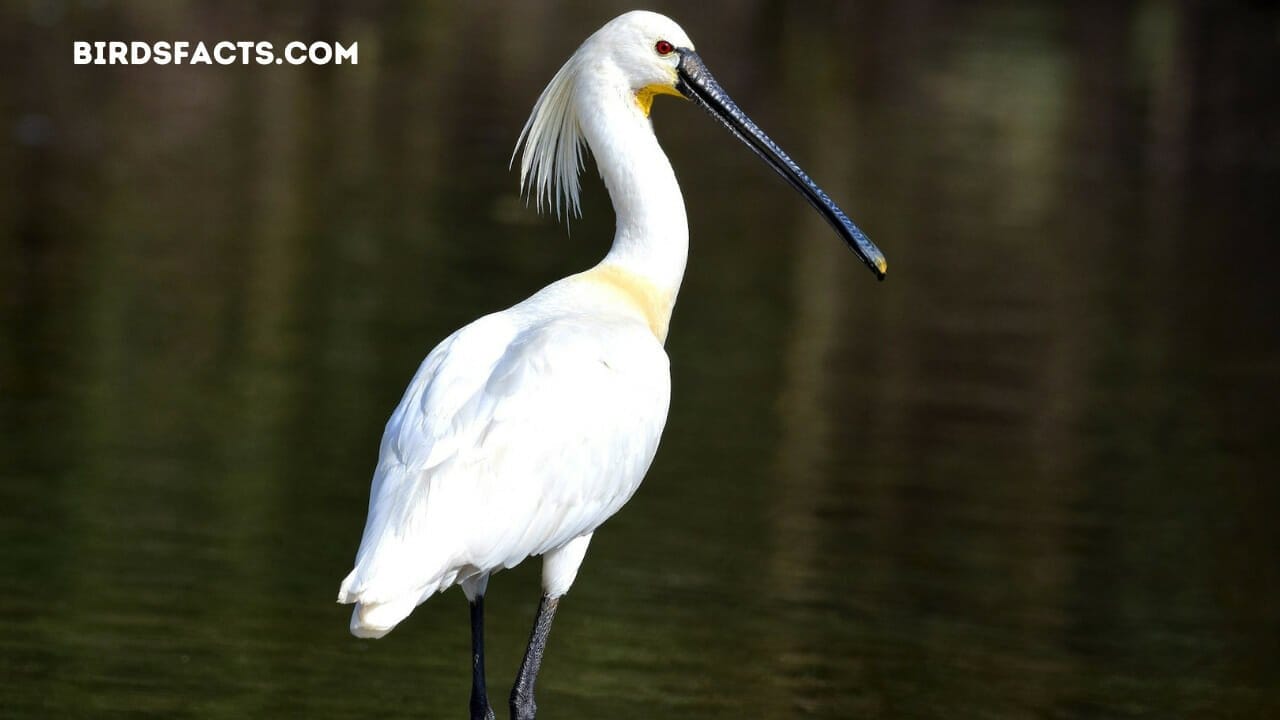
[3,2,1278,717]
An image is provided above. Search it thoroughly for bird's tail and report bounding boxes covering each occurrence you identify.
[338,566,456,639]
[346,596,419,639]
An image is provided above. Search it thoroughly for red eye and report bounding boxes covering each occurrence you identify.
[655,40,674,56]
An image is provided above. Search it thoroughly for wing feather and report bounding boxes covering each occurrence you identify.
[339,311,669,615]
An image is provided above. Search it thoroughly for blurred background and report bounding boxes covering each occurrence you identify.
[2,0,1279,717]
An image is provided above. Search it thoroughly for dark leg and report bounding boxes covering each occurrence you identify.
[469,597,495,720]
[509,594,560,720]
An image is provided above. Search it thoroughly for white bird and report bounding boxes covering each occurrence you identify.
[337,10,886,720]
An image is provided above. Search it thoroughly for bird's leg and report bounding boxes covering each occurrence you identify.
[509,594,560,720]
[469,596,495,720]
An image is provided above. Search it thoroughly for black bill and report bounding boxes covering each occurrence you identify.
[675,49,887,280]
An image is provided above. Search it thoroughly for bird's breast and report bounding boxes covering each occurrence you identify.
[575,264,676,343]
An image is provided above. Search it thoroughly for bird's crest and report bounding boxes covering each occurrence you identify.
[511,54,587,221]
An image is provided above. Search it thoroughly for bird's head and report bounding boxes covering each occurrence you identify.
[514,11,887,280]
[581,11,694,117]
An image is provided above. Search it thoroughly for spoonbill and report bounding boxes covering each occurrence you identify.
[338,10,886,719]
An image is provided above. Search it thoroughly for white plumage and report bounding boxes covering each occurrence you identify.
[337,12,697,640]
[337,20,884,710]
[338,285,671,637]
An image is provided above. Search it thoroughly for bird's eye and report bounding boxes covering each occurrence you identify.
[654,40,674,56]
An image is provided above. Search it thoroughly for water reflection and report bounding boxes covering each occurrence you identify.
[2,1,1278,717]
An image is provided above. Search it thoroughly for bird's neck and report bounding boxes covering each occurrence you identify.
[578,75,689,305]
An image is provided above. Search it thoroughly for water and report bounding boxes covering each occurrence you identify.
[2,1,1278,717]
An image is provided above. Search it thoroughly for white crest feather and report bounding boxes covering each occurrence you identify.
[511,54,587,220]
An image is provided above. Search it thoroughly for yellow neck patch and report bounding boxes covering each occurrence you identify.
[580,264,676,343]
[635,83,683,117]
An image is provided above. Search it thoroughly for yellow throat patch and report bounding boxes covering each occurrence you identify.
[635,82,683,117]
[580,264,675,343]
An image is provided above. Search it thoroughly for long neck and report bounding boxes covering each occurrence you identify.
[577,73,689,299]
